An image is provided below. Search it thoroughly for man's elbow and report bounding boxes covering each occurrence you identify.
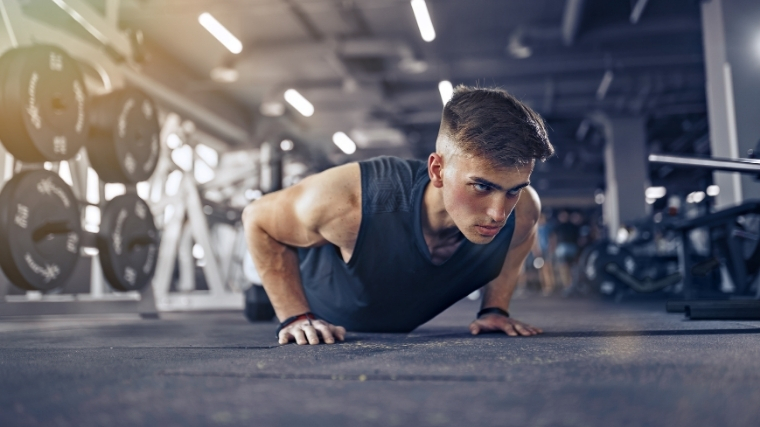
[242,201,261,232]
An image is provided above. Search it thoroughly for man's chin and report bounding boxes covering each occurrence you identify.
[463,231,498,245]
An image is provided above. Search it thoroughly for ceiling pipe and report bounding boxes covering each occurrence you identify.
[562,0,586,46]
[630,0,651,24]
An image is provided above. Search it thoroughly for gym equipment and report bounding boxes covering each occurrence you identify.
[87,88,160,183]
[97,194,159,292]
[0,45,89,162]
[245,285,276,322]
[649,152,760,320]
[668,201,760,298]
[0,170,82,291]
[579,241,680,297]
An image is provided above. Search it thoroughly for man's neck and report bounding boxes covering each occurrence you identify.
[421,182,461,241]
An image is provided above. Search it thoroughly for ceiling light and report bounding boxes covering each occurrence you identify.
[438,80,453,105]
[284,89,314,117]
[198,12,243,54]
[260,102,285,117]
[332,132,357,155]
[596,70,614,101]
[210,66,239,83]
[706,185,720,197]
[410,0,436,42]
[280,140,294,151]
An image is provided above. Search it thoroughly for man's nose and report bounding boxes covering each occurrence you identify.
[487,197,508,224]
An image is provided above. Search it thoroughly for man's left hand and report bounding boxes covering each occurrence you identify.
[469,314,543,337]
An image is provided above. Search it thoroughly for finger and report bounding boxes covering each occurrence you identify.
[469,323,480,335]
[513,323,533,336]
[290,327,308,345]
[331,325,347,341]
[502,324,518,337]
[302,324,321,345]
[278,330,291,345]
[313,322,335,344]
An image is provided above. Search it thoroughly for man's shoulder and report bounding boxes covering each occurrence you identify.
[510,187,541,247]
[360,156,425,214]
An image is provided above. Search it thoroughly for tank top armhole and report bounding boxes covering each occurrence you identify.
[346,162,372,268]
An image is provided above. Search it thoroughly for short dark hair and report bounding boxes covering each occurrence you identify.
[439,85,554,167]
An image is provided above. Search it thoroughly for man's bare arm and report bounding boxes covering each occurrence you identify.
[242,163,361,344]
[470,186,543,337]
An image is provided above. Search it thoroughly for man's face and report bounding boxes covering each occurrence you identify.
[439,154,533,244]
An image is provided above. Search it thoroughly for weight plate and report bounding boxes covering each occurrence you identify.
[97,194,159,291]
[87,88,160,183]
[0,170,82,291]
[0,45,89,162]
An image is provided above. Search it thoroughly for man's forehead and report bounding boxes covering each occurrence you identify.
[462,158,533,189]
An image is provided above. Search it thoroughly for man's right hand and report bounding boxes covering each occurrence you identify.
[278,318,346,345]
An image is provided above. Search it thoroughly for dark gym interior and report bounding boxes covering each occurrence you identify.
[1,1,760,426]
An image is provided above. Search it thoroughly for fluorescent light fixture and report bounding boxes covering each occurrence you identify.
[438,80,454,105]
[332,132,357,155]
[410,0,436,42]
[706,185,720,197]
[51,0,109,45]
[260,102,285,117]
[284,89,314,117]
[596,70,614,100]
[644,186,667,199]
[280,139,294,151]
[210,66,239,83]
[199,12,243,54]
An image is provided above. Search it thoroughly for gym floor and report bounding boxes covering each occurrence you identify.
[1,295,759,427]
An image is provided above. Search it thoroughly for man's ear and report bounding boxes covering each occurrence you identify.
[428,153,444,188]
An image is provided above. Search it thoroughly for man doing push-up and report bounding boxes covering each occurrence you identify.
[243,85,555,345]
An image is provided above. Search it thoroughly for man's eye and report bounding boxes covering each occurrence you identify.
[508,188,522,197]
[473,183,490,192]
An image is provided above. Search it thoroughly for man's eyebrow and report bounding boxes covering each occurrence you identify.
[471,177,530,192]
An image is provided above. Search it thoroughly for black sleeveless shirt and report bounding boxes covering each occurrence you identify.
[299,156,516,332]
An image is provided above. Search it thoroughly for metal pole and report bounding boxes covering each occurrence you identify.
[648,154,760,174]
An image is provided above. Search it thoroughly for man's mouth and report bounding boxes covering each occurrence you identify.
[475,225,501,236]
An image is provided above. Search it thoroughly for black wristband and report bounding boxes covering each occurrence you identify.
[477,307,510,319]
[275,312,317,338]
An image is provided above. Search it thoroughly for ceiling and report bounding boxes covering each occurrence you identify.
[20,0,712,205]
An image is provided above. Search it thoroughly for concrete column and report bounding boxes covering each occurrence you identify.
[598,116,650,237]
[701,0,760,207]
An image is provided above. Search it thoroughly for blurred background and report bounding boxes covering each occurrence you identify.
[1,0,759,309]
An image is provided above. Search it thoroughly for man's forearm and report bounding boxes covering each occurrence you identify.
[245,221,311,321]
[481,231,536,312]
